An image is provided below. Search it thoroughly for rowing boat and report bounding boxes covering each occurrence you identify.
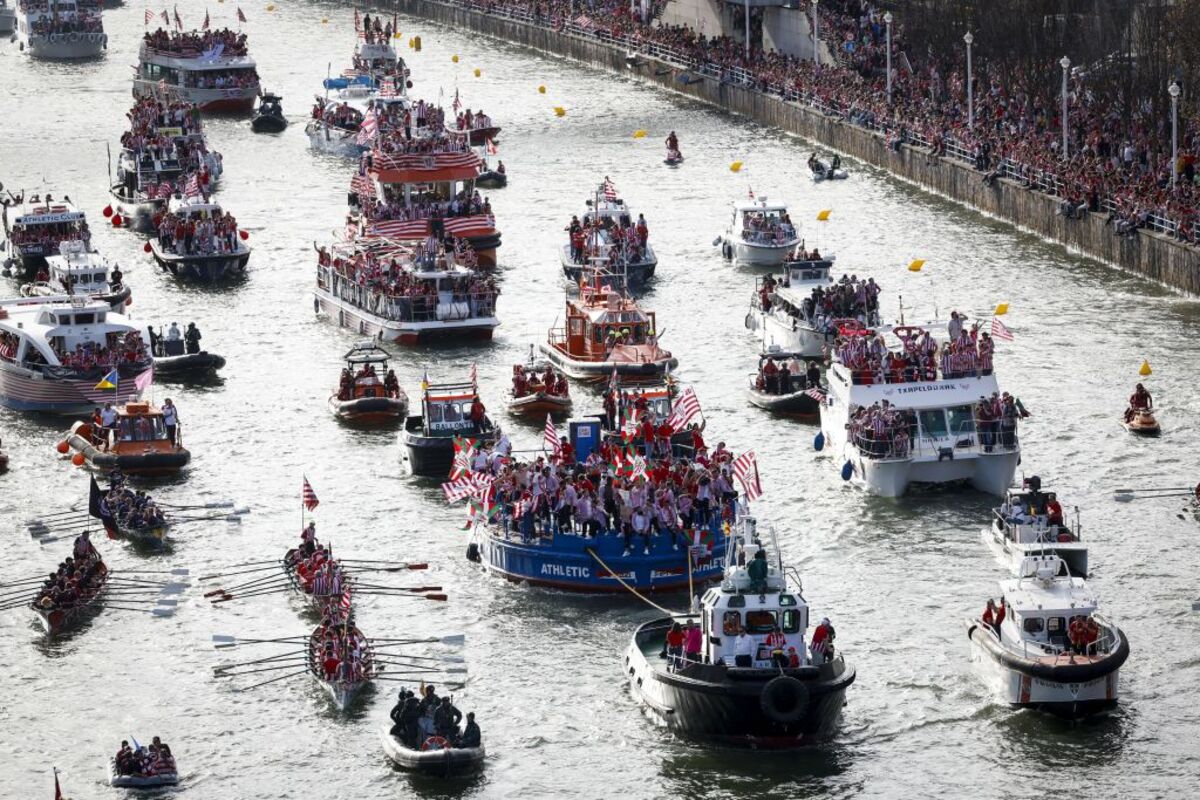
[306,624,375,711]
[32,559,109,636]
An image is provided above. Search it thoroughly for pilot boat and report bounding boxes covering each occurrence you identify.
[817,320,1020,497]
[560,182,657,287]
[982,476,1087,577]
[15,0,107,59]
[0,297,152,414]
[65,400,191,476]
[147,195,251,282]
[625,514,855,747]
[539,277,677,382]
[20,240,130,313]
[2,196,92,279]
[716,195,800,268]
[132,28,260,113]
[401,378,499,478]
[966,554,1129,718]
[329,341,408,424]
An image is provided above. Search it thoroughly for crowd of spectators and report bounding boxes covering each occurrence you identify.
[156,209,242,257]
[52,331,149,373]
[143,27,249,57]
[119,97,216,199]
[19,0,104,36]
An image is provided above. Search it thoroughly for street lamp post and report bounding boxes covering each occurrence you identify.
[884,11,893,104]
[963,32,974,129]
[1060,56,1071,159]
[744,1,750,62]
[1169,81,1181,189]
[812,0,819,68]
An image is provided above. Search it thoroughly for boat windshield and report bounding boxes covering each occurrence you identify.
[117,415,167,442]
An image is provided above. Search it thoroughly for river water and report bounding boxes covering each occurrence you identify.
[2,3,1199,798]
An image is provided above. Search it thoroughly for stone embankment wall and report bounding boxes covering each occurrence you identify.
[391,0,1200,295]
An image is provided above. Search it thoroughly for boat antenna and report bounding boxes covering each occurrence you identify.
[898,293,904,325]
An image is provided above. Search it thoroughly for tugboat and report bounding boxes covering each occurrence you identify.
[402,378,499,478]
[745,350,826,420]
[20,240,130,313]
[818,319,1020,497]
[132,27,260,113]
[507,352,571,419]
[330,341,408,424]
[0,297,152,414]
[716,195,800,268]
[148,195,251,282]
[560,180,657,287]
[625,514,855,746]
[1,194,92,279]
[65,401,191,476]
[149,322,226,380]
[966,554,1129,718]
[982,476,1087,577]
[539,276,677,382]
[15,0,107,59]
[251,93,288,133]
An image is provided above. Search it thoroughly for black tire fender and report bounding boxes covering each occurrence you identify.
[760,675,809,724]
[465,542,481,563]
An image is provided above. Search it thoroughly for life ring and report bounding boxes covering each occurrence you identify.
[465,542,480,563]
[420,735,451,751]
[68,32,79,43]
[760,675,809,724]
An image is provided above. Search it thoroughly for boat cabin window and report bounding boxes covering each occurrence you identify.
[1022,616,1044,634]
[118,416,167,442]
[947,405,976,436]
[426,399,473,430]
[1046,617,1067,647]
[781,609,801,634]
[722,611,741,635]
[779,594,797,607]
[74,313,95,325]
[569,318,584,336]
[744,610,777,634]
[918,409,948,438]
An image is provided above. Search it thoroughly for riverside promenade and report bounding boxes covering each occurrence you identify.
[389,0,1200,295]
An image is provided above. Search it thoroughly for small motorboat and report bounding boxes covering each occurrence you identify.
[1123,408,1160,436]
[507,353,571,418]
[402,378,500,478]
[983,476,1088,578]
[329,341,408,424]
[250,92,288,133]
[745,351,825,419]
[110,760,179,788]
[475,167,507,189]
[149,323,226,380]
[380,724,485,776]
[109,740,179,788]
[65,401,191,476]
[808,154,849,182]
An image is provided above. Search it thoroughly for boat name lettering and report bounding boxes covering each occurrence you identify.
[894,382,963,395]
[539,563,591,578]
[650,569,684,579]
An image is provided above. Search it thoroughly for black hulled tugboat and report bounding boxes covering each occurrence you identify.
[625,514,854,747]
[401,376,499,478]
[251,93,288,133]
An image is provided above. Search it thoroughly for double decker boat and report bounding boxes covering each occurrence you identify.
[148,195,250,282]
[746,260,877,359]
[15,0,106,59]
[2,195,92,279]
[967,554,1129,718]
[539,276,677,382]
[561,181,657,287]
[315,237,498,345]
[625,514,855,747]
[0,296,152,414]
[401,378,499,478]
[132,28,261,113]
[716,196,800,268]
[20,240,130,313]
[817,320,1020,497]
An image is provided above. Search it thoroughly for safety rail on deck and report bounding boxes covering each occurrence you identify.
[320,268,496,322]
[992,509,1081,545]
[441,0,1195,243]
[975,614,1119,663]
[851,417,1018,460]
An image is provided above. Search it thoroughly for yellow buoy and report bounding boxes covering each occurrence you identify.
[1139,360,1152,376]
[321,17,328,24]
[266,3,274,10]
[994,302,1009,315]
[729,161,743,173]
[816,209,831,221]
[414,35,422,51]
[553,106,566,117]
[393,31,402,39]
[908,259,925,272]
[473,68,481,78]
[632,129,647,138]
[452,54,459,63]
[537,84,546,94]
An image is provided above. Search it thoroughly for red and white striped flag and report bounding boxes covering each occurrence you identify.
[237,6,247,23]
[353,7,361,30]
[339,585,352,612]
[144,9,154,25]
[355,110,379,145]
[543,413,560,456]
[160,9,169,25]
[379,76,399,98]
[602,179,617,201]
[302,476,320,510]
[202,9,210,30]
[485,137,498,155]
[183,173,201,198]
[452,89,462,114]
[664,386,702,431]
[991,317,1014,342]
[469,362,478,386]
[732,451,763,501]
[804,387,826,401]
[442,475,474,503]
[173,6,182,30]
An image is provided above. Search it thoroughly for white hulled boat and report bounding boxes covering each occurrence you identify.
[717,196,800,267]
[147,195,250,282]
[560,181,657,287]
[132,28,260,113]
[2,196,92,279]
[314,237,499,345]
[0,296,152,414]
[0,1,17,34]
[15,0,106,59]
[20,240,130,312]
[982,476,1087,577]
[305,100,366,157]
[746,261,878,359]
[967,554,1129,718]
[817,320,1020,497]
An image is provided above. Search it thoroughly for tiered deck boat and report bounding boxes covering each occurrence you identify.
[745,260,850,358]
[0,297,152,414]
[20,240,130,312]
[625,515,855,746]
[717,196,800,268]
[2,196,92,278]
[132,29,260,112]
[560,184,657,287]
[15,0,106,59]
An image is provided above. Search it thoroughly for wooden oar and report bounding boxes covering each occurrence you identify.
[368,634,466,646]
[1114,486,1193,493]
[203,575,288,597]
[211,633,308,648]
[105,604,176,617]
[356,591,447,601]
[199,562,282,581]
[24,506,84,521]
[115,567,190,577]
[347,583,442,592]
[1113,491,1194,502]
[233,668,312,691]
[210,586,294,603]
[368,651,466,663]
[213,651,309,670]
[341,559,429,570]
